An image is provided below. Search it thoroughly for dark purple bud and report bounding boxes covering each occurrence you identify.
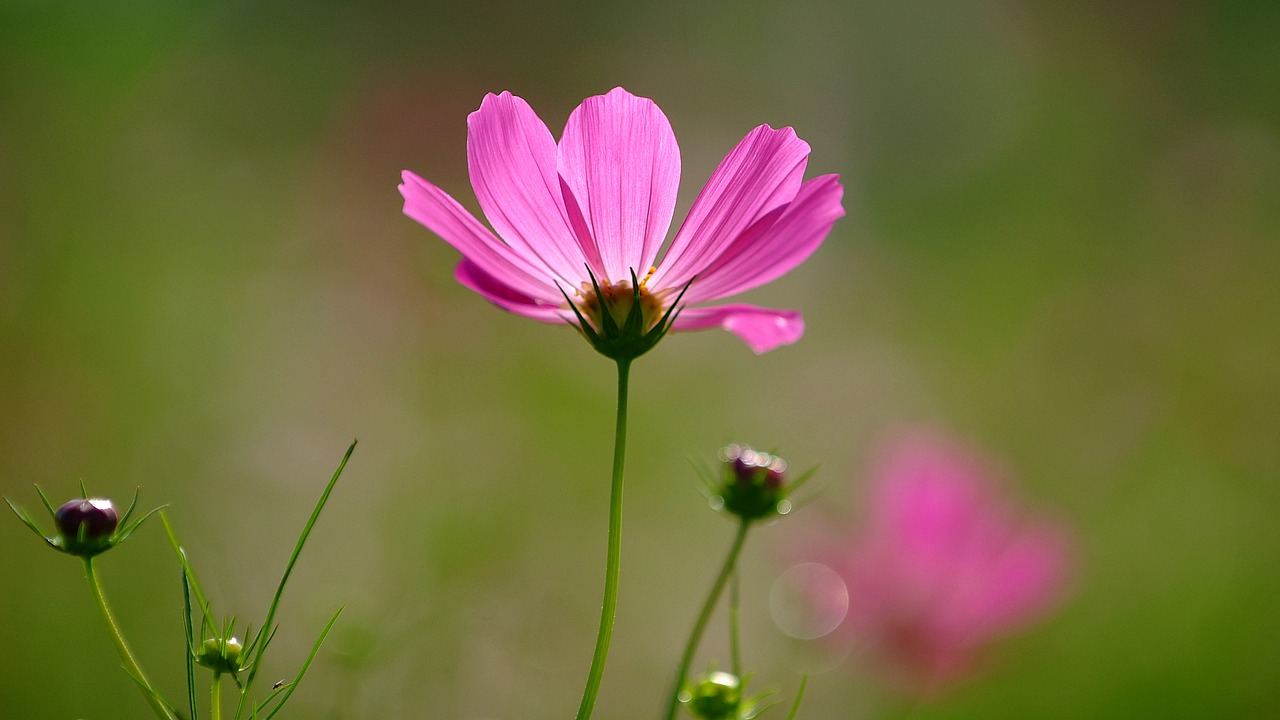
[54,498,118,557]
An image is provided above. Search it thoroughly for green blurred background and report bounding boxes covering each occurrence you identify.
[2,1,1278,718]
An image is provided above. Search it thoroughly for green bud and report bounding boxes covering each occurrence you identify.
[683,671,742,720]
[197,636,243,674]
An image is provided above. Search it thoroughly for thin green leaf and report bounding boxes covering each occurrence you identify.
[243,440,355,696]
[160,513,217,631]
[181,566,199,720]
[246,624,279,668]
[120,661,185,720]
[253,682,288,714]
[259,607,344,720]
[785,675,808,720]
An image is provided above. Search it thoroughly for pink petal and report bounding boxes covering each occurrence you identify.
[651,124,810,291]
[964,523,1071,634]
[400,171,560,303]
[466,91,587,286]
[454,259,572,324]
[684,175,844,304]
[557,87,681,284]
[873,434,993,537]
[673,304,804,353]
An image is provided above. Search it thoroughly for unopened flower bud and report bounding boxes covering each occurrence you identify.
[683,671,742,720]
[717,444,789,521]
[197,637,243,675]
[53,498,118,557]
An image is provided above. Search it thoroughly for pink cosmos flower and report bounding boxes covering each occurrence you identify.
[399,87,844,356]
[798,430,1072,693]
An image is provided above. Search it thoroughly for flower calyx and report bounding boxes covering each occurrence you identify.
[560,267,691,362]
[5,485,161,559]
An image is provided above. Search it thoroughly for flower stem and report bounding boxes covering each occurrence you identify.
[729,569,742,679]
[83,558,178,720]
[574,358,631,720]
[664,518,752,720]
[211,672,223,720]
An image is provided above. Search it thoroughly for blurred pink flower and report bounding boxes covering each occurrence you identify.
[399,87,844,354]
[801,431,1072,693]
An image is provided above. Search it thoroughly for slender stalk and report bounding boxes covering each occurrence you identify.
[785,674,809,720]
[83,558,179,720]
[729,570,742,679]
[181,565,199,720]
[664,518,752,720]
[573,358,632,720]
[211,673,223,720]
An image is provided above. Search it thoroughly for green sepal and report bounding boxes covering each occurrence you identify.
[4,495,58,550]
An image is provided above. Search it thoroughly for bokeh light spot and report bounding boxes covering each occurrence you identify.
[770,562,848,640]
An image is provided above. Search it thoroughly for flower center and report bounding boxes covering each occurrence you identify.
[559,266,689,361]
[573,267,667,335]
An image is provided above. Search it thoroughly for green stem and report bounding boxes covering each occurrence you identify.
[211,673,223,720]
[83,558,179,720]
[664,518,752,720]
[573,358,632,720]
[729,569,742,679]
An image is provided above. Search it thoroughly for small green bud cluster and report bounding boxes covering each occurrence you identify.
[716,444,791,522]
